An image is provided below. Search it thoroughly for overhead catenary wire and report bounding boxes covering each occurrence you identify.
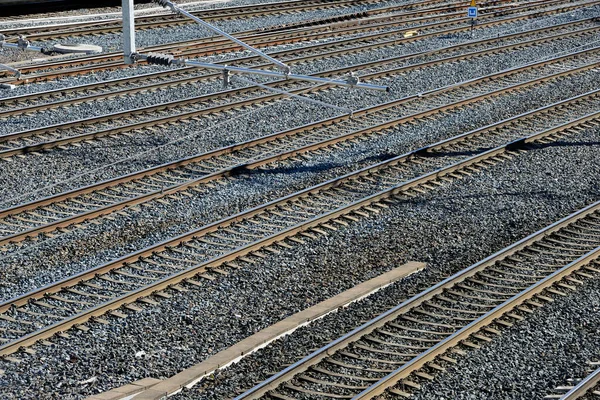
[0,90,345,210]
[232,75,353,115]
[138,53,390,92]
[154,0,291,73]
[139,0,389,92]
[3,35,597,209]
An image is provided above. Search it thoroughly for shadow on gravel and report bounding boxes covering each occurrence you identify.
[530,140,600,149]
[421,149,484,157]
[419,139,600,158]
[226,139,600,178]
[231,152,399,177]
[399,189,600,208]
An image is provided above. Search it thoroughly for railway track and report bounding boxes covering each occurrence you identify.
[546,363,600,399]
[559,367,600,399]
[0,0,478,79]
[0,0,598,398]
[0,0,589,84]
[236,197,600,399]
[0,0,389,40]
[1,15,598,162]
[1,0,535,44]
[0,90,597,358]
[0,45,598,251]
[0,0,527,80]
[2,11,596,114]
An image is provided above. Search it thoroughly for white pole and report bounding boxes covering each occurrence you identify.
[122,0,136,65]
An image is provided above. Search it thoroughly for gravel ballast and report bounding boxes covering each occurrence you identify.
[171,126,600,400]
[0,2,599,399]
[410,272,600,400]
[2,65,598,301]
[1,7,598,208]
[0,0,411,65]
[0,113,598,400]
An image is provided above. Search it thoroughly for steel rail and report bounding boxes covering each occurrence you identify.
[236,198,600,399]
[2,28,597,159]
[0,11,486,89]
[0,0,467,75]
[0,3,480,85]
[0,70,598,249]
[3,6,594,117]
[0,107,596,358]
[0,43,595,243]
[4,7,592,117]
[2,0,558,43]
[0,0,387,40]
[2,37,592,213]
[354,247,600,399]
[0,0,585,84]
[156,0,520,74]
[2,0,512,43]
[0,13,411,84]
[150,0,582,66]
[560,368,600,399]
[17,0,507,42]
[1,0,519,68]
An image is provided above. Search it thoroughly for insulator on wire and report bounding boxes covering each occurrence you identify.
[17,36,30,50]
[222,67,231,89]
[146,53,175,66]
[346,72,360,86]
[155,0,171,8]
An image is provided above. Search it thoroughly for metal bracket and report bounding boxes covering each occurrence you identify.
[222,66,231,89]
[17,35,29,50]
[0,33,51,54]
[0,63,21,80]
[124,1,389,92]
[346,72,360,87]
[139,53,389,92]
[129,52,142,63]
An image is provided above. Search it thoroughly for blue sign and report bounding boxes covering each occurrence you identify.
[468,7,478,17]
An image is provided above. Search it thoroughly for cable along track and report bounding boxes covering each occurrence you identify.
[236,199,600,399]
[1,20,598,161]
[0,0,589,84]
[0,47,598,249]
[0,96,598,358]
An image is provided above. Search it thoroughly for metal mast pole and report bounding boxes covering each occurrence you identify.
[122,0,136,65]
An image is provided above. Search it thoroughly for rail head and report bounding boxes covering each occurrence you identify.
[234,198,600,399]
[560,366,600,400]
[353,246,600,399]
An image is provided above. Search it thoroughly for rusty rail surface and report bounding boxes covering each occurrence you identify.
[1,0,590,84]
[0,107,597,358]
[237,198,600,399]
[0,47,597,249]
